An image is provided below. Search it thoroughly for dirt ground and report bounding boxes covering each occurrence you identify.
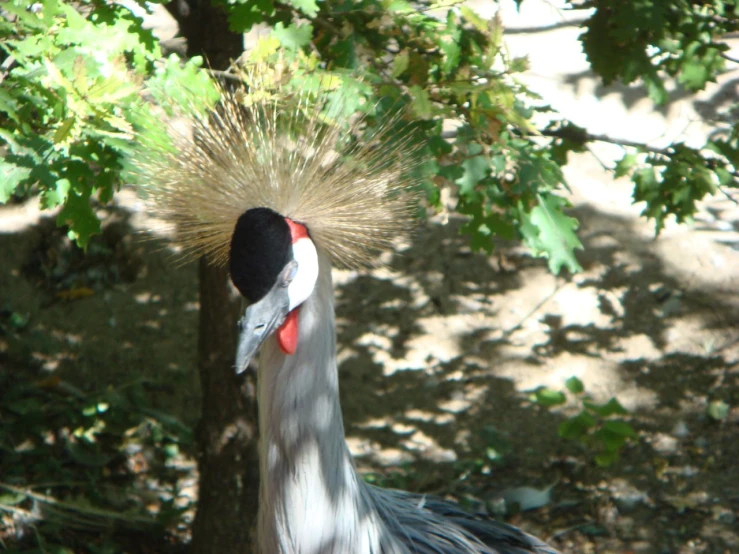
[2,1,739,553]
[1,170,738,554]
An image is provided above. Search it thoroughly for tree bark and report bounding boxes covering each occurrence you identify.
[166,0,244,69]
[162,3,259,552]
[190,260,259,554]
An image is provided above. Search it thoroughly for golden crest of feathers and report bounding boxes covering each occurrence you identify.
[136,68,421,269]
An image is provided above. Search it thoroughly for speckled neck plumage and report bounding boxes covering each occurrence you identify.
[255,251,393,554]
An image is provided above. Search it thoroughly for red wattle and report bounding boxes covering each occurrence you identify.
[277,309,299,355]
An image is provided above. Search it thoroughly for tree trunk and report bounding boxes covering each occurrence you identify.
[190,259,259,554]
[163,3,259,552]
[166,0,244,69]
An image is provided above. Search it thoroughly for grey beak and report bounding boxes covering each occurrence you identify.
[235,261,297,374]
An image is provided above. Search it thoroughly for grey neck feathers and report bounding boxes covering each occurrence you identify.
[256,252,391,554]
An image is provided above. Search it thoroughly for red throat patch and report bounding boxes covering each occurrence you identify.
[277,218,308,356]
[277,305,299,354]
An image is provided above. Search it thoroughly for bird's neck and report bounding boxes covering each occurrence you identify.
[256,255,386,554]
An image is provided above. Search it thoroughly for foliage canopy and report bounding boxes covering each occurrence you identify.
[2,0,738,551]
[2,0,737,273]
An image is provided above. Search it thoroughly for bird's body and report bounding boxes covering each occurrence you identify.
[137,69,560,554]
[256,249,557,554]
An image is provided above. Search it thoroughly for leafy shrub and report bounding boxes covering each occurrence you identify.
[532,377,637,467]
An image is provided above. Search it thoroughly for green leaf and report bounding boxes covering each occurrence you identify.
[9,312,28,329]
[558,419,584,440]
[383,0,413,13]
[142,55,220,118]
[460,6,487,33]
[228,0,274,32]
[53,117,77,145]
[409,85,433,119]
[0,129,43,162]
[565,376,584,394]
[490,154,506,173]
[679,59,710,90]
[40,178,71,209]
[584,397,629,417]
[428,135,452,157]
[440,11,461,76]
[706,400,729,421]
[509,56,530,73]
[533,388,566,407]
[7,398,43,415]
[441,38,461,76]
[455,155,489,197]
[333,37,357,69]
[644,74,669,105]
[715,167,734,187]
[486,13,503,63]
[272,22,313,51]
[485,211,516,240]
[614,152,637,178]
[57,190,101,248]
[558,411,595,439]
[594,450,619,467]
[602,420,637,438]
[0,492,26,506]
[392,50,409,78]
[0,90,20,123]
[285,0,320,17]
[520,194,583,274]
[0,161,32,203]
[66,443,114,467]
[467,220,492,252]
[595,427,628,451]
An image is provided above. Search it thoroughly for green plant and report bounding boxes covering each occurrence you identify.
[0,0,219,249]
[0,367,193,553]
[225,5,585,273]
[531,376,638,467]
[3,0,738,270]
[2,0,738,550]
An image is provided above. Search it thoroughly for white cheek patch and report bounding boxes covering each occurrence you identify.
[288,238,319,311]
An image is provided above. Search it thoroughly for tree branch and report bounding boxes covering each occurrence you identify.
[443,125,739,195]
[505,18,589,35]
[543,127,739,200]
[208,69,244,84]
[540,127,672,156]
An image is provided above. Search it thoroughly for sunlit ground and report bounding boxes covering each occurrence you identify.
[2,1,739,552]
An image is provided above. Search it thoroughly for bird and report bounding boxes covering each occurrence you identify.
[135,68,561,554]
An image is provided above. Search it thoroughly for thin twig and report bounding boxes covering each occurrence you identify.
[0,503,39,520]
[0,483,158,526]
[720,186,739,205]
[585,144,612,172]
[541,127,673,156]
[0,54,16,85]
[544,128,739,181]
[505,18,589,35]
[502,281,565,339]
[208,69,244,84]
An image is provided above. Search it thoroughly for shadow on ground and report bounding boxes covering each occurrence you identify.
[563,69,739,127]
[334,205,739,553]
[1,191,737,553]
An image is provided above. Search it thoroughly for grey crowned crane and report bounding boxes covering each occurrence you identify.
[136,72,560,554]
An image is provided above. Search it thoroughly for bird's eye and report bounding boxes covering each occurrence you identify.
[282,261,299,286]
